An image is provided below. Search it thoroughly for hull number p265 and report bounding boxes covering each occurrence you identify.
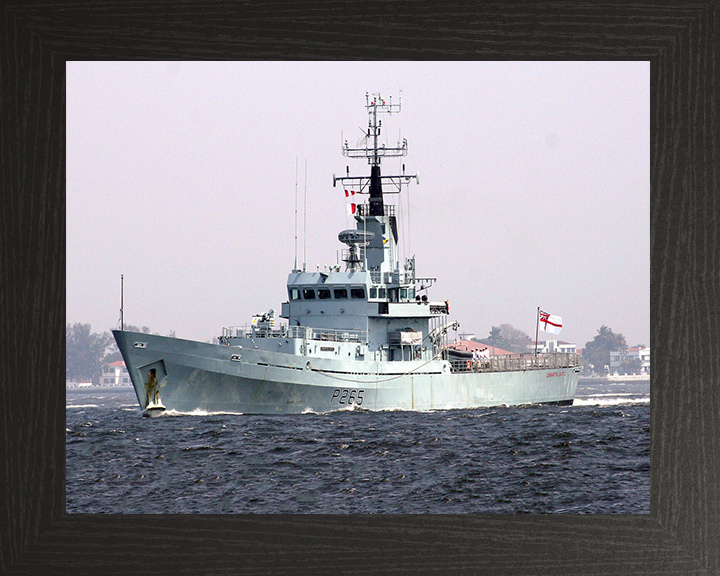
[331,389,364,405]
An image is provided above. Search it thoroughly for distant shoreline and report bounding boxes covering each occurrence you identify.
[579,375,650,383]
[66,384,133,389]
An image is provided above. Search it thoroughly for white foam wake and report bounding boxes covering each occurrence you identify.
[66,404,100,409]
[573,396,650,407]
[161,408,245,417]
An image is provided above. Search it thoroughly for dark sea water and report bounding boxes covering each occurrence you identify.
[66,379,649,514]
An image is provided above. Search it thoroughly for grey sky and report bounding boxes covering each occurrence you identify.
[67,61,649,349]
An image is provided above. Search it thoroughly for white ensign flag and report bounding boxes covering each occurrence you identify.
[539,310,562,335]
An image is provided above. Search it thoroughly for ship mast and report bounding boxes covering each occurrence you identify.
[333,92,418,206]
[334,93,418,274]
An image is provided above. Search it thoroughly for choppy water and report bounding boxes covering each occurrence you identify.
[66,379,649,514]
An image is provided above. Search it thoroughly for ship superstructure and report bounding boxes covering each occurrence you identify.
[113,93,580,415]
[221,93,451,365]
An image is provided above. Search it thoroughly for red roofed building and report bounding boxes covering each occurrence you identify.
[100,360,132,386]
[451,340,518,358]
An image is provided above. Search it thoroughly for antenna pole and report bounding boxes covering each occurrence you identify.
[303,159,307,272]
[120,274,124,330]
[294,157,298,271]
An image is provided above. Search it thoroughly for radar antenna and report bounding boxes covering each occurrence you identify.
[344,93,406,167]
[338,229,374,272]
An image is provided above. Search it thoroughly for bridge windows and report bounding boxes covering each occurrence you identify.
[291,284,416,303]
[289,286,367,300]
[350,287,366,299]
[368,286,416,301]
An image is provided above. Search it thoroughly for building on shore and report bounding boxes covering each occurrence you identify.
[528,339,577,354]
[99,360,132,386]
[610,347,650,375]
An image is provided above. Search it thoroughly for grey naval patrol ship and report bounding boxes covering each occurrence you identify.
[113,93,581,416]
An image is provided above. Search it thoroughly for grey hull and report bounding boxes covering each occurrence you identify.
[114,330,579,415]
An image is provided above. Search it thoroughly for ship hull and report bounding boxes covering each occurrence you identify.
[114,330,579,414]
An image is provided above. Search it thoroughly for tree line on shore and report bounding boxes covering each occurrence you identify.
[66,323,176,384]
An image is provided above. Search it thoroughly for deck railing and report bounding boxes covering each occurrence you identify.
[357,204,396,217]
[222,324,368,343]
[448,353,581,374]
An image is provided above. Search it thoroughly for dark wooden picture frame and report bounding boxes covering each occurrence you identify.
[2,2,717,574]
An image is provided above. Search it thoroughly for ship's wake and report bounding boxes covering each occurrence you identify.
[159,408,245,417]
[573,396,649,407]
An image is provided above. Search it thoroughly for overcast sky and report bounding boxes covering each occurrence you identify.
[67,61,649,349]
